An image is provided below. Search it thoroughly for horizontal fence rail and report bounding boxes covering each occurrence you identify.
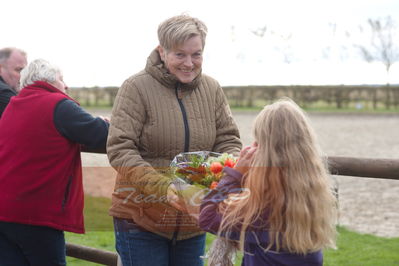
[328,156,399,180]
[80,148,399,180]
[67,152,399,265]
[66,243,118,266]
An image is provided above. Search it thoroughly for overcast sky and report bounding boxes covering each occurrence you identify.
[2,0,399,87]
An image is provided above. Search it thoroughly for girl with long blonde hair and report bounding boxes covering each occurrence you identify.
[199,98,337,265]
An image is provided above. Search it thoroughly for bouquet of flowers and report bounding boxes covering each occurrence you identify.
[171,151,236,189]
[170,151,239,265]
[170,151,237,219]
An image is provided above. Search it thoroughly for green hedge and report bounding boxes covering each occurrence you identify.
[69,85,399,110]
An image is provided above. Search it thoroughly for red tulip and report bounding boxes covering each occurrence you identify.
[223,158,235,168]
[210,162,223,174]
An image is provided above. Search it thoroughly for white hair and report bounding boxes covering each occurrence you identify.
[19,59,61,89]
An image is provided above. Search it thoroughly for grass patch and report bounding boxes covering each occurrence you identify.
[66,196,399,266]
[324,226,399,266]
[204,227,399,266]
[65,231,115,266]
[83,195,114,231]
[65,195,115,265]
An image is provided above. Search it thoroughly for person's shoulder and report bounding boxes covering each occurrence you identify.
[0,79,15,94]
[201,73,218,83]
[120,70,154,89]
[42,90,70,104]
[123,70,151,83]
[200,73,222,91]
[56,98,78,109]
[0,85,16,97]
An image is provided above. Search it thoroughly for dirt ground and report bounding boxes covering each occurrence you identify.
[82,110,399,238]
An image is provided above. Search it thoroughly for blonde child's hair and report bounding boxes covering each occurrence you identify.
[219,97,337,254]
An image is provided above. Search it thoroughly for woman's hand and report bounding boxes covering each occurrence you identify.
[234,143,257,175]
[167,184,186,212]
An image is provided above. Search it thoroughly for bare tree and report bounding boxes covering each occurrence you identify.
[271,31,293,64]
[250,25,294,64]
[322,22,350,62]
[354,16,399,84]
[350,16,399,109]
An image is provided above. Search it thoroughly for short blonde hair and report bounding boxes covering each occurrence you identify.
[157,14,208,51]
[19,59,61,89]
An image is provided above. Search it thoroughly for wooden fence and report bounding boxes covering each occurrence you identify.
[68,85,399,109]
[67,151,399,265]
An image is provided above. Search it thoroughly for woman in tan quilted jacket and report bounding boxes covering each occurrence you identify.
[107,14,242,266]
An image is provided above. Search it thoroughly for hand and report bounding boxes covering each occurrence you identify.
[98,115,110,123]
[167,184,186,212]
[234,143,257,175]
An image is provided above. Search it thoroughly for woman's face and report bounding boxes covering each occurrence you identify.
[51,72,67,93]
[159,35,203,84]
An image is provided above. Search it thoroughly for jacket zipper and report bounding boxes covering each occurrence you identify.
[62,175,73,210]
[172,84,189,243]
[175,84,190,152]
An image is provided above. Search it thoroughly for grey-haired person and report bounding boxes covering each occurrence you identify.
[0,59,109,265]
[0,47,27,118]
[107,14,242,266]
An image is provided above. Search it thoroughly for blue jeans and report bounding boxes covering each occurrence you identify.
[0,221,66,266]
[114,217,205,266]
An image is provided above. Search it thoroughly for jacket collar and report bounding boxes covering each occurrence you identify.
[23,81,78,104]
[0,76,16,94]
[145,48,201,91]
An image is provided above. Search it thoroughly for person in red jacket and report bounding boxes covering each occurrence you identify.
[0,59,109,266]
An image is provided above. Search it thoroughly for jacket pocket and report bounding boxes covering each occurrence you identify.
[62,175,73,210]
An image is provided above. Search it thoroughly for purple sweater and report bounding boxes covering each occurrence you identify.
[199,167,323,266]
